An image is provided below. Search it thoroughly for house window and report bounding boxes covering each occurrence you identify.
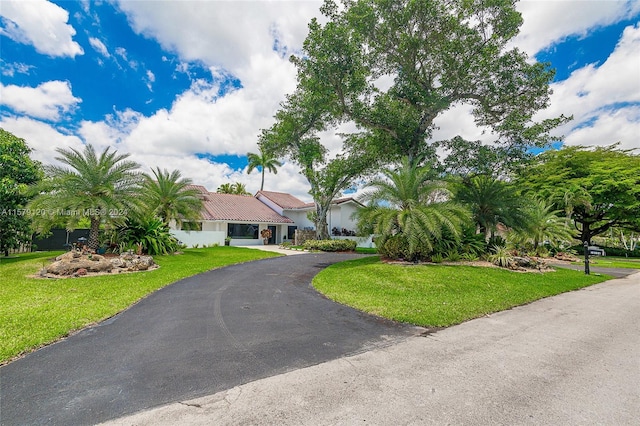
[227,223,259,239]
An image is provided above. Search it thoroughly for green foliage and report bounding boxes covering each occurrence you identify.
[445,250,461,262]
[488,246,515,268]
[29,144,143,250]
[488,235,507,251]
[116,216,179,255]
[454,174,529,239]
[515,198,574,250]
[290,0,567,168]
[355,158,470,261]
[216,182,251,195]
[0,129,43,255]
[247,145,282,191]
[303,239,357,252]
[142,167,203,226]
[431,253,444,263]
[517,144,640,243]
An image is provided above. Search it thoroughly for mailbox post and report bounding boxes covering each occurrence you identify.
[583,241,590,275]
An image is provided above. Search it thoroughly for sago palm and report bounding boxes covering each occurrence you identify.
[30,144,143,250]
[356,158,469,259]
[142,167,203,227]
[247,146,282,191]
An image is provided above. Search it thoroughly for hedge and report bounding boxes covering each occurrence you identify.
[303,239,357,252]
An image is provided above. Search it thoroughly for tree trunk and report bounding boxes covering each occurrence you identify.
[88,216,101,250]
[315,202,331,240]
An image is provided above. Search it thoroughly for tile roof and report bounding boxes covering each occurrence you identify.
[256,191,309,209]
[201,192,293,223]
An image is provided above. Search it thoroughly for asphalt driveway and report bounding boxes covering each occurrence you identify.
[0,253,419,425]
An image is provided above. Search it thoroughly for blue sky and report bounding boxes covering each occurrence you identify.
[1,0,639,201]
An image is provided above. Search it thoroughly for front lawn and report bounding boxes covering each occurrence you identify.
[313,256,612,327]
[0,247,279,364]
[574,256,640,270]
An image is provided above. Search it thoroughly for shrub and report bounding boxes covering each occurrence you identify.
[431,253,444,263]
[377,235,410,260]
[488,246,514,268]
[445,250,461,262]
[488,235,507,251]
[116,216,179,255]
[303,239,357,252]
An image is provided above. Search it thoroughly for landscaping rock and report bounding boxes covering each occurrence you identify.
[46,253,113,276]
[110,253,156,271]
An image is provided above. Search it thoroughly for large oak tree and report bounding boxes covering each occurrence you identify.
[262,0,568,239]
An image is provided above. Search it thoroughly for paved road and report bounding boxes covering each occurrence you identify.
[105,270,640,425]
[0,253,419,425]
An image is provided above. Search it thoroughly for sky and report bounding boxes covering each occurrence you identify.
[1,0,639,202]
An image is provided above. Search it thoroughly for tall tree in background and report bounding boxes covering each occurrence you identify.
[29,144,143,250]
[0,129,42,256]
[517,144,640,244]
[216,182,251,195]
[287,0,568,168]
[247,145,282,191]
[141,167,203,227]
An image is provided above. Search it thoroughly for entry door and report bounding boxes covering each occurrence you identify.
[268,225,277,245]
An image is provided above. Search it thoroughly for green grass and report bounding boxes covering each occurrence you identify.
[573,256,640,270]
[313,256,612,328]
[0,247,279,364]
[355,247,377,254]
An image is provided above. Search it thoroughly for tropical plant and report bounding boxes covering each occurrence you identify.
[247,145,282,191]
[216,182,251,195]
[355,158,469,261]
[519,198,574,251]
[488,246,514,268]
[29,144,143,250]
[116,215,179,255]
[142,167,203,227]
[454,175,529,240]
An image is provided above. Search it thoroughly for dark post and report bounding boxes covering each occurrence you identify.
[583,241,590,275]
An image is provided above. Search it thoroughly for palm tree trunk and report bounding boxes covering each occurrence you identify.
[88,216,100,250]
[261,169,265,191]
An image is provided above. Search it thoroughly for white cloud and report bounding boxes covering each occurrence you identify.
[537,23,640,150]
[0,116,84,165]
[0,61,34,77]
[89,37,110,57]
[0,0,83,58]
[0,80,82,121]
[113,0,321,74]
[514,0,640,56]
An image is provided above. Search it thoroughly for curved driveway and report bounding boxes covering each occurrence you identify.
[0,253,419,425]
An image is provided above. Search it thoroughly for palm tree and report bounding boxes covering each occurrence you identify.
[216,182,251,195]
[30,144,143,250]
[355,158,469,260]
[521,198,574,250]
[142,167,203,227]
[247,146,282,191]
[454,175,528,239]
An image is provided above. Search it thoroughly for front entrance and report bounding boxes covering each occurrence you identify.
[268,226,277,245]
